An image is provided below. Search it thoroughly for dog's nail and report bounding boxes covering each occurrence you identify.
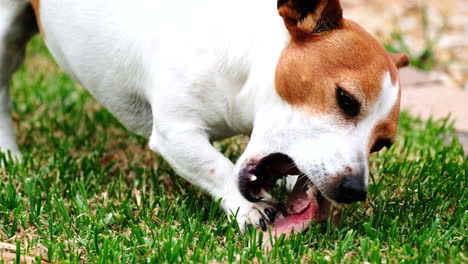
[246,224,254,231]
[264,208,275,223]
[249,174,257,182]
[259,218,267,231]
[278,203,288,217]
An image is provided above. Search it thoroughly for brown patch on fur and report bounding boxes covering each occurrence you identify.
[278,0,342,41]
[368,89,401,152]
[275,19,400,115]
[209,168,215,175]
[30,0,44,36]
[390,53,410,69]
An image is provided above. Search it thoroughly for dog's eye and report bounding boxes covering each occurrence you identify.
[336,86,360,118]
[371,139,393,153]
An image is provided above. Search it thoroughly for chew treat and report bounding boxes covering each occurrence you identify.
[263,175,342,243]
[269,175,319,235]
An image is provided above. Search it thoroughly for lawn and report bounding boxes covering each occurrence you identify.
[0,36,466,263]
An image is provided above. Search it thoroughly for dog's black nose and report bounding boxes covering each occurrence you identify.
[335,176,367,204]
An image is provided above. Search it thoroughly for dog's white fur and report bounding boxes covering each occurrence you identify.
[0,0,400,230]
[0,0,29,159]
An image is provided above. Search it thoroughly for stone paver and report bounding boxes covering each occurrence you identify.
[400,67,468,153]
[401,71,468,132]
[399,67,441,87]
[401,84,468,132]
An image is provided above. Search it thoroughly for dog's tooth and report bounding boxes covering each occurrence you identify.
[258,189,273,200]
[249,174,257,182]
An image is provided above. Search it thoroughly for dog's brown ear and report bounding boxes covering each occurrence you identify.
[390,53,410,69]
[278,0,343,41]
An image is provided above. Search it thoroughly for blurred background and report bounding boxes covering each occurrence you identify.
[1,1,466,262]
[343,0,468,150]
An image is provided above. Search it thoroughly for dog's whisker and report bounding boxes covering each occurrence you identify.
[295,173,311,189]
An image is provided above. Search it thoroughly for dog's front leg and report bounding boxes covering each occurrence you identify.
[0,1,37,161]
[149,121,279,231]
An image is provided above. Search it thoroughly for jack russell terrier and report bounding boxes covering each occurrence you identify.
[0,0,408,234]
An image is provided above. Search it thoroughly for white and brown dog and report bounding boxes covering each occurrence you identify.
[0,0,408,234]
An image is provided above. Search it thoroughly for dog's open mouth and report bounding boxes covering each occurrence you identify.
[239,153,342,236]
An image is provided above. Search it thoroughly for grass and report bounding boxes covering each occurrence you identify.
[0,36,466,263]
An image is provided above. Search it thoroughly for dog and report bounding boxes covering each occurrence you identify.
[0,0,408,233]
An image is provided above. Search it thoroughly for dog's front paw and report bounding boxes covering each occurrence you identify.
[238,200,284,232]
[223,193,286,232]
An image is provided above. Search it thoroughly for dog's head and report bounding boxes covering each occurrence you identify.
[237,0,408,208]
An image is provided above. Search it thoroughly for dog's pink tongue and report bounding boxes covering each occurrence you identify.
[265,176,319,238]
[270,199,318,234]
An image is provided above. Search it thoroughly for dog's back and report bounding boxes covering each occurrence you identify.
[2,0,289,138]
[0,0,37,158]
